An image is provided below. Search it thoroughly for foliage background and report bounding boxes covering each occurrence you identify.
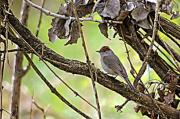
[2,0,180,118]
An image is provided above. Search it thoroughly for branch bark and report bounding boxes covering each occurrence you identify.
[0,9,179,119]
[159,17,180,40]
[10,1,30,118]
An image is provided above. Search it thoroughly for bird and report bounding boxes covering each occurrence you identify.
[97,46,135,91]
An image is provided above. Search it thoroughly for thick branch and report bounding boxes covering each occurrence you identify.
[10,1,31,118]
[24,53,92,119]
[155,36,180,63]
[159,17,180,40]
[117,24,174,80]
[0,11,179,119]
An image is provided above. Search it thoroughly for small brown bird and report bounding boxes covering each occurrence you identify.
[97,46,135,90]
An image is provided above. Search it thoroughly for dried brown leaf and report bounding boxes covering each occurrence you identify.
[48,1,94,45]
[76,3,94,17]
[95,2,105,15]
[48,28,58,42]
[65,21,80,45]
[138,18,151,29]
[117,2,136,21]
[97,0,120,19]
[64,19,72,37]
[98,23,108,38]
[48,4,69,41]
[117,10,130,21]
[131,4,150,22]
[164,92,175,105]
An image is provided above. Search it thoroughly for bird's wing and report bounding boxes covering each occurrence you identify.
[103,55,135,90]
[103,55,128,78]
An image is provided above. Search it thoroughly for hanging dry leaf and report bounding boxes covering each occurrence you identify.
[65,21,80,45]
[98,23,108,38]
[48,1,94,45]
[76,3,94,17]
[164,92,175,105]
[48,4,69,42]
[138,18,151,29]
[64,18,72,37]
[131,4,150,22]
[95,2,105,15]
[48,28,58,42]
[117,2,135,21]
[96,0,120,19]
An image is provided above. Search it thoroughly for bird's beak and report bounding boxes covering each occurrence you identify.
[96,50,100,53]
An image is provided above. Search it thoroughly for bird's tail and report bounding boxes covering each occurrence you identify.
[124,77,136,91]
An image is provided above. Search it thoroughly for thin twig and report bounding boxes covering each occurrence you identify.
[0,1,12,117]
[89,0,101,17]
[29,93,34,119]
[120,26,138,78]
[159,39,180,71]
[160,23,180,48]
[8,27,96,110]
[10,0,31,118]
[71,2,102,119]
[33,99,46,119]
[24,53,92,119]
[0,19,178,119]
[0,108,11,115]
[44,62,97,110]
[20,0,33,75]
[0,43,2,119]
[35,0,46,37]
[9,21,97,110]
[158,36,180,62]
[134,0,168,118]
[3,6,97,110]
[0,48,25,53]
[138,31,178,70]
[24,0,122,24]
[134,0,160,88]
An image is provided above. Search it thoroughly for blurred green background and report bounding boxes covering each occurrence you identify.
[2,0,180,119]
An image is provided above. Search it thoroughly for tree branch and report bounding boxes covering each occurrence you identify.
[0,10,179,119]
[24,0,122,24]
[159,17,180,41]
[10,1,31,118]
[71,2,102,119]
[24,53,92,119]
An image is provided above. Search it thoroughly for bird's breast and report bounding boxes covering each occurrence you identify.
[101,57,117,75]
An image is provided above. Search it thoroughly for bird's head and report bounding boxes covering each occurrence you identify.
[97,46,113,56]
